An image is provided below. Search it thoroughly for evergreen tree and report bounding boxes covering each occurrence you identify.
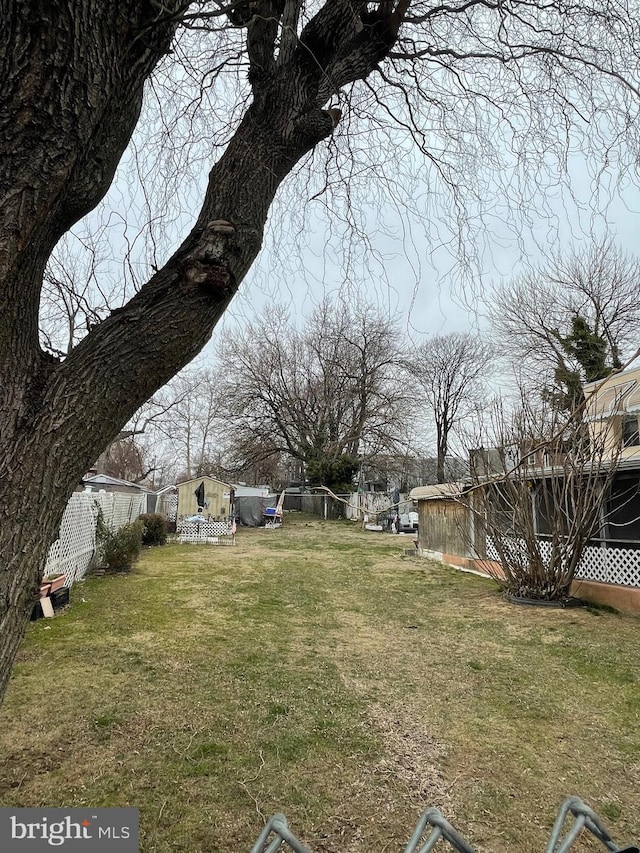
[545,315,619,412]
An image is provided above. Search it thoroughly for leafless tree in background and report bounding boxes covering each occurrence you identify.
[89,371,215,486]
[488,241,640,403]
[39,232,127,358]
[408,333,494,483]
[148,369,226,480]
[217,300,411,488]
[3,0,640,704]
[95,436,153,484]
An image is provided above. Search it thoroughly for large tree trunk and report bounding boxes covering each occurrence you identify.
[0,0,408,707]
[0,0,183,706]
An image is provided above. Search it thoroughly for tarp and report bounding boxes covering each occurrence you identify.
[234,494,278,527]
[194,480,206,509]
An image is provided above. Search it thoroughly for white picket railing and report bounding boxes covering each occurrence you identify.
[176,520,236,545]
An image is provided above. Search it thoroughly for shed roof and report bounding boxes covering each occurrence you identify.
[83,474,154,492]
[176,475,232,489]
[409,482,468,501]
[154,484,178,495]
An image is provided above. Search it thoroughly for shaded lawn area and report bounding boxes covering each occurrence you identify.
[1,515,639,852]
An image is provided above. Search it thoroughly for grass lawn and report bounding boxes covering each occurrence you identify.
[1,515,639,852]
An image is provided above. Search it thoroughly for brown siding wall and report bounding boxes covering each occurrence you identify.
[417,498,474,558]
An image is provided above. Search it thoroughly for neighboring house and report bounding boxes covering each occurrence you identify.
[409,369,640,613]
[585,365,640,461]
[584,366,640,546]
[176,476,233,520]
[81,473,156,518]
[359,454,467,493]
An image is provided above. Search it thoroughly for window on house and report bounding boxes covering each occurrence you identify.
[622,414,640,448]
[606,475,640,542]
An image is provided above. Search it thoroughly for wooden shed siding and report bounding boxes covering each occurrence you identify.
[177,477,232,519]
[417,498,474,558]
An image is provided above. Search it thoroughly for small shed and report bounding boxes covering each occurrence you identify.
[177,476,233,520]
[410,482,477,566]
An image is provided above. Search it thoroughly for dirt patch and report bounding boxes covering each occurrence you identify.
[309,700,450,852]
[365,703,450,812]
[0,747,66,799]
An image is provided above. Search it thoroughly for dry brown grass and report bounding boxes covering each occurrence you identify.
[1,515,639,852]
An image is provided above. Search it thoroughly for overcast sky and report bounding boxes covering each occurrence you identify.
[215,150,640,349]
[48,50,640,371]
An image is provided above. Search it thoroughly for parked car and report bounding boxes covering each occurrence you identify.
[398,511,419,533]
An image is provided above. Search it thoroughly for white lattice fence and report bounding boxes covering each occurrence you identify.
[486,536,640,587]
[485,536,532,565]
[97,492,146,530]
[176,520,236,545]
[43,491,146,586]
[156,492,177,521]
[44,494,97,586]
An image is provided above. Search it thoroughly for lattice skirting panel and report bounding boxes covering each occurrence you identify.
[486,536,640,587]
[178,535,236,546]
[574,545,640,586]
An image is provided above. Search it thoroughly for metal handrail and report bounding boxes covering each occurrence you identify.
[545,796,636,853]
[403,807,475,853]
[250,813,312,853]
[250,797,638,852]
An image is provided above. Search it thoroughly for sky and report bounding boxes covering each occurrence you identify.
[48,121,640,387]
[217,153,640,346]
[36,14,640,477]
[44,23,640,372]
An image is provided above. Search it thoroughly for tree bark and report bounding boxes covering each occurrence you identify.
[0,0,409,706]
[436,424,446,485]
[0,0,184,705]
